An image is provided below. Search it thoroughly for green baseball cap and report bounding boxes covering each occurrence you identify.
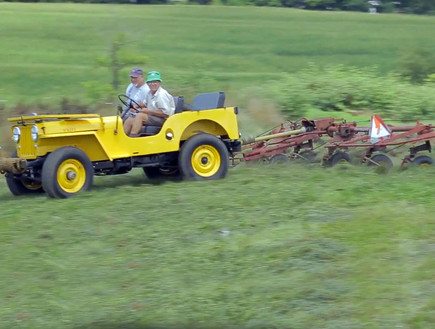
[146,71,162,83]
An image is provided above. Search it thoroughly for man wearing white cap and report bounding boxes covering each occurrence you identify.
[124,67,149,110]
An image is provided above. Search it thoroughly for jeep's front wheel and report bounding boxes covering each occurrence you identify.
[42,147,93,198]
[6,173,44,195]
[179,134,229,180]
[5,151,44,195]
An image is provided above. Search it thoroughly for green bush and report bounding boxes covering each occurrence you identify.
[267,65,435,120]
[397,47,435,84]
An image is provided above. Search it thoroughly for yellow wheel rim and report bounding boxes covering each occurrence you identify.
[191,145,221,177]
[419,163,431,168]
[57,159,86,193]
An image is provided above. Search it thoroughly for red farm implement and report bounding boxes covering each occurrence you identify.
[323,119,435,168]
[236,116,435,170]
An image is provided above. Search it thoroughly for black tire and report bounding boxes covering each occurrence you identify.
[143,167,180,180]
[5,173,44,195]
[5,151,44,195]
[179,134,229,180]
[326,152,351,167]
[270,154,289,164]
[41,147,93,198]
[367,154,393,170]
[413,155,434,168]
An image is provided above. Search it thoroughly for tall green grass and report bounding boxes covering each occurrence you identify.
[0,164,434,328]
[1,3,434,105]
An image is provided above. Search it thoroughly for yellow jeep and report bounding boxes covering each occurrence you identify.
[0,92,241,198]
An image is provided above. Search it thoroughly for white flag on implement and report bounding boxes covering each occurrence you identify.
[369,115,391,143]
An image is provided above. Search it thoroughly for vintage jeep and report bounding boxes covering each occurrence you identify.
[0,92,241,198]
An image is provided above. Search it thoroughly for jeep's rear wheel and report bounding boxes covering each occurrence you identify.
[179,134,229,180]
[42,147,93,198]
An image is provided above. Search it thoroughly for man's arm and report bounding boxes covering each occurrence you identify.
[131,101,145,111]
[140,108,168,119]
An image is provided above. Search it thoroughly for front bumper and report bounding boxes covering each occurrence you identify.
[0,156,28,174]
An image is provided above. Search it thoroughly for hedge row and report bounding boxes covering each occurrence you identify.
[267,65,435,120]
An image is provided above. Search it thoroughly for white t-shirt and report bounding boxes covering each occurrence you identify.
[144,87,175,117]
[125,83,149,106]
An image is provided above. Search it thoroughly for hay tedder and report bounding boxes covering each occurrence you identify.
[235,115,434,169]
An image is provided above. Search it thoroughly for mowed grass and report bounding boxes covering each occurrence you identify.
[0,163,434,329]
[0,3,435,105]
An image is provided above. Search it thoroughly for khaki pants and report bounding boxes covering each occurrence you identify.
[123,113,165,136]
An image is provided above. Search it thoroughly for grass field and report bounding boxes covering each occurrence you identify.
[1,3,435,106]
[0,163,434,329]
[1,4,435,328]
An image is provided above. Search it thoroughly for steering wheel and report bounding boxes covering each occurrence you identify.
[118,94,142,120]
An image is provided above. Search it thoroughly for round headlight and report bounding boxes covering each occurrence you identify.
[12,127,21,143]
[31,125,39,142]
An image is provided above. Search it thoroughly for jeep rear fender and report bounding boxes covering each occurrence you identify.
[174,107,239,141]
[180,120,229,141]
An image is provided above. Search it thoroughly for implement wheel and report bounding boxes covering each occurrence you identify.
[413,155,434,168]
[326,152,351,167]
[270,154,289,165]
[367,154,393,171]
[295,151,317,163]
[179,134,229,180]
[42,147,93,198]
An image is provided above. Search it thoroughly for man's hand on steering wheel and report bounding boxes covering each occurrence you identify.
[130,106,141,113]
[118,94,142,119]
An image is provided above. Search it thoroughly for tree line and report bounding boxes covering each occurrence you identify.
[2,0,434,15]
[221,0,434,15]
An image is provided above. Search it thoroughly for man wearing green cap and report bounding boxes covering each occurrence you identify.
[123,71,175,137]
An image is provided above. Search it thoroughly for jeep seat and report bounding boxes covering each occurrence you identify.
[140,96,185,136]
[183,92,225,111]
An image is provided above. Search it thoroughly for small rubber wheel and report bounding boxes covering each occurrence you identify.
[413,155,434,168]
[367,154,393,170]
[270,154,289,165]
[326,152,351,167]
[296,151,317,163]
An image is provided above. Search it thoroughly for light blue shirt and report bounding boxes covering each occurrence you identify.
[125,83,149,106]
